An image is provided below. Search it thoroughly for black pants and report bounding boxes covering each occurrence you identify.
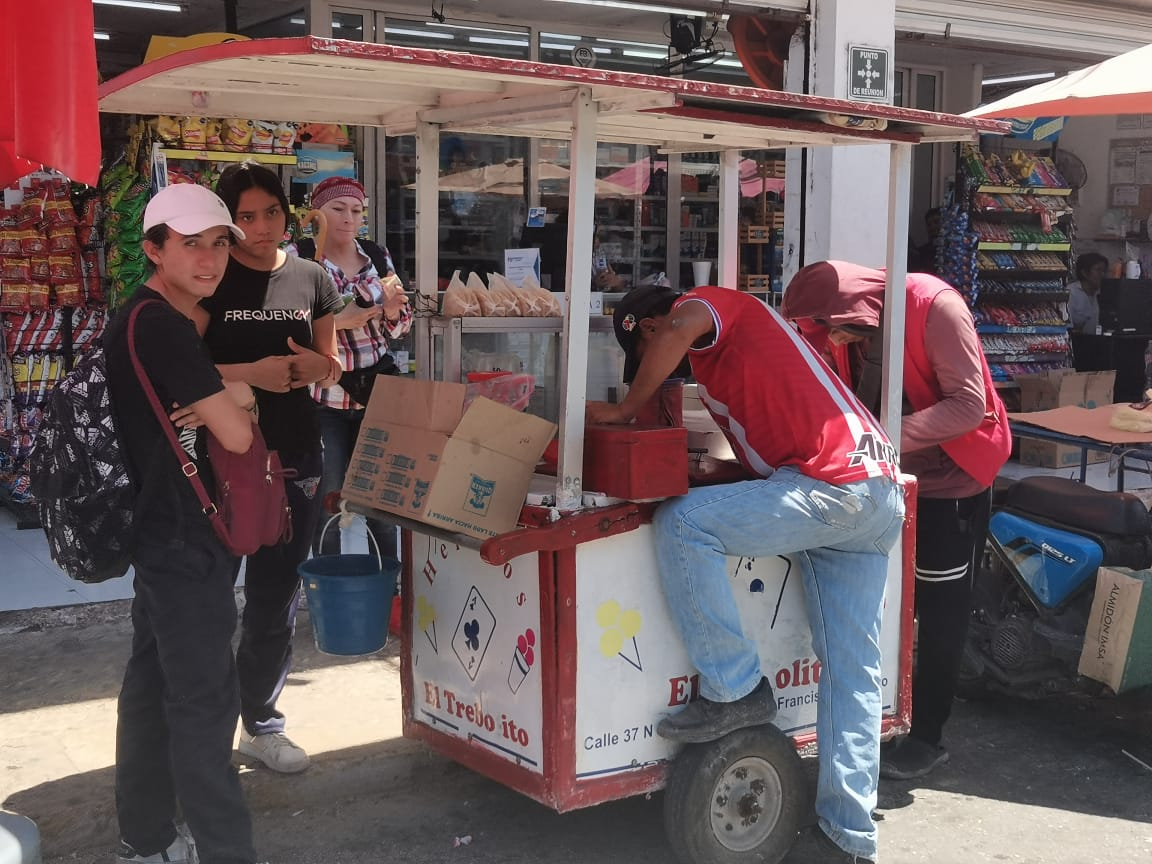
[910,490,992,746]
[116,527,255,864]
[236,448,323,736]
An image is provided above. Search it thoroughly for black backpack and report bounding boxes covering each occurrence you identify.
[29,329,136,584]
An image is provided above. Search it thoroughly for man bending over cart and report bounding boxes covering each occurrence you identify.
[587,284,904,864]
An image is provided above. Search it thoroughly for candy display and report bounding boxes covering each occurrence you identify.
[100,164,149,308]
[977,251,1067,271]
[154,115,300,156]
[961,145,1070,190]
[935,205,980,304]
[972,221,1067,246]
[0,176,110,521]
[954,147,1075,381]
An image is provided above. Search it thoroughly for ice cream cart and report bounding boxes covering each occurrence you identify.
[97,38,1006,862]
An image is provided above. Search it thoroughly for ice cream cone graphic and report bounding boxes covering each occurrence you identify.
[596,601,643,672]
[417,596,438,653]
[508,629,536,694]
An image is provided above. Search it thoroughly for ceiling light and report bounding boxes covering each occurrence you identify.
[981,71,1057,86]
[429,22,528,35]
[540,32,580,40]
[540,42,610,52]
[468,36,530,47]
[387,27,455,40]
[544,0,712,18]
[622,49,669,59]
[94,31,111,40]
[595,37,667,49]
[93,0,184,11]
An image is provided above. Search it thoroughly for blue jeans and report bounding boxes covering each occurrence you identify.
[653,466,904,860]
[314,406,398,560]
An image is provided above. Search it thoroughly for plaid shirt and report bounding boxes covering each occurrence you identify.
[311,242,413,410]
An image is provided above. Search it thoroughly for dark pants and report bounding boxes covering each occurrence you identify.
[313,405,399,560]
[116,528,255,864]
[910,490,992,746]
[236,448,323,736]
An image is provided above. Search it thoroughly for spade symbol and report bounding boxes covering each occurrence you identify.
[464,619,480,651]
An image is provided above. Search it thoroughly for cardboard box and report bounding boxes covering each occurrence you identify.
[1078,566,1152,693]
[341,378,556,539]
[1015,370,1115,468]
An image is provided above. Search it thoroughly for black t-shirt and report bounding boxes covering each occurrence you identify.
[201,254,341,457]
[104,287,224,528]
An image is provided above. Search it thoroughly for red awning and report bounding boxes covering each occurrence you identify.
[0,0,101,187]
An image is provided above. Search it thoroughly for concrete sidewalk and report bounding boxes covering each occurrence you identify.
[2,599,1151,864]
[0,598,429,859]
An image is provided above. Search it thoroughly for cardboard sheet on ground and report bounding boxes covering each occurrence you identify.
[1008,403,1152,445]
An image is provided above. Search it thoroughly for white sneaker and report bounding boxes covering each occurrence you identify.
[238,730,310,774]
[116,833,197,863]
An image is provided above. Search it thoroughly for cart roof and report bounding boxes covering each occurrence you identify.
[98,37,1006,149]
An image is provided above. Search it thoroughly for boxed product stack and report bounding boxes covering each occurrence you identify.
[0,176,109,525]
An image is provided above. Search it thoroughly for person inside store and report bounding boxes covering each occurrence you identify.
[107,183,260,864]
[294,176,412,559]
[908,206,941,274]
[1067,251,1108,334]
[586,284,904,864]
[520,212,625,291]
[782,260,1011,782]
[195,162,344,775]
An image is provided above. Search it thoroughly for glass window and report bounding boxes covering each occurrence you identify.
[331,10,368,41]
[383,18,530,59]
[242,8,306,38]
[384,133,530,285]
[537,30,752,85]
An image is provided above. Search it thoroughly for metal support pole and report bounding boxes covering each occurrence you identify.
[881,142,912,450]
[414,120,440,380]
[717,149,740,289]
[556,87,597,511]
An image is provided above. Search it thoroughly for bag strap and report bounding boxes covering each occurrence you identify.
[125,300,232,547]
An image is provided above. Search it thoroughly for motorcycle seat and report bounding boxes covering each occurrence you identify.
[1001,475,1152,537]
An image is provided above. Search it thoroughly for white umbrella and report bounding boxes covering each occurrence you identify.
[967,43,1152,119]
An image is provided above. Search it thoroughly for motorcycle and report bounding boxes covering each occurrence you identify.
[961,474,1152,698]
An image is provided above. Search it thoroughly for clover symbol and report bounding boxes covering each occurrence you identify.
[464,619,480,651]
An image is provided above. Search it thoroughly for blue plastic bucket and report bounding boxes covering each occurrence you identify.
[299,515,400,656]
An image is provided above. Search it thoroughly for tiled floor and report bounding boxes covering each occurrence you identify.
[1,460,1149,612]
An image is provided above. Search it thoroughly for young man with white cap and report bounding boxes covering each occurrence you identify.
[588,284,904,864]
[104,183,261,864]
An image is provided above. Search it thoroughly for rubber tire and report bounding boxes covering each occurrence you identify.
[663,725,806,864]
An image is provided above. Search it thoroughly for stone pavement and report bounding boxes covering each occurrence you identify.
[1,599,1150,864]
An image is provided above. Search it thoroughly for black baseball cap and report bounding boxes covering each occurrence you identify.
[611,284,683,383]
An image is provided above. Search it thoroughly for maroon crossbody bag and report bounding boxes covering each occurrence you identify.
[126,301,295,556]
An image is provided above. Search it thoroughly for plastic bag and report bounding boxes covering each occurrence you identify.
[440,269,482,317]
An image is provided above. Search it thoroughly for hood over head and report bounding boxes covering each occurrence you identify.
[780,260,888,329]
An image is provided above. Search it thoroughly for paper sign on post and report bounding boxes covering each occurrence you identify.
[504,248,541,287]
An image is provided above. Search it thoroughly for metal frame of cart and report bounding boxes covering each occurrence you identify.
[98,38,1006,859]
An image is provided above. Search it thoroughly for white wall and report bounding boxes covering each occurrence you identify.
[1058,116,1152,262]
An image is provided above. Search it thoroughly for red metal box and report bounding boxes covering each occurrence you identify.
[582,425,689,500]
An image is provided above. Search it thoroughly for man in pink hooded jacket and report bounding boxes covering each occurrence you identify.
[782,260,1011,780]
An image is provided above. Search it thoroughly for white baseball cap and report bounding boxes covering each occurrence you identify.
[142,183,247,240]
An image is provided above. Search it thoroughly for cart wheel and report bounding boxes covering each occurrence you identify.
[663,725,806,864]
